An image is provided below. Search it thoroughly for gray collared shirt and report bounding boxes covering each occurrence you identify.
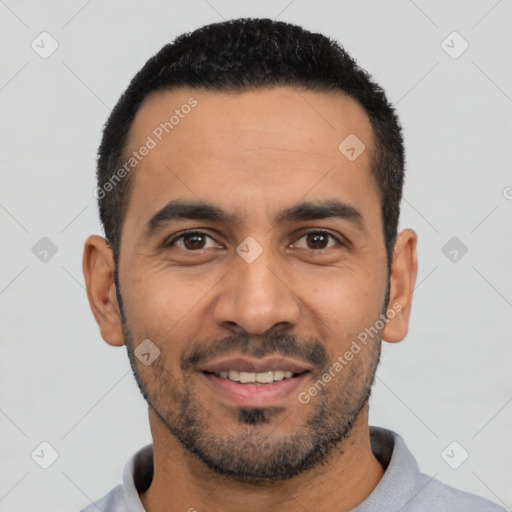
[79,426,507,511]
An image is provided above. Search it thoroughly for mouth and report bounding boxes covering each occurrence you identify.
[204,369,305,384]
[198,356,312,407]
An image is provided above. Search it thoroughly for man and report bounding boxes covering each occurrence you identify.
[81,18,506,512]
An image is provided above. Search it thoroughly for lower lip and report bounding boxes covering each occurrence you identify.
[202,372,309,407]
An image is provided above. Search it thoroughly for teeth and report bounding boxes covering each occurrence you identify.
[215,370,297,383]
[239,371,256,383]
[273,370,285,381]
[255,371,273,383]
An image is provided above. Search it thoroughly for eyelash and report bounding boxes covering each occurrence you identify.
[165,230,344,252]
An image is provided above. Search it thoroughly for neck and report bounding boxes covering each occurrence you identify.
[140,405,384,512]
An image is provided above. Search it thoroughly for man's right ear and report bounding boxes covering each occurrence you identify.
[82,235,125,347]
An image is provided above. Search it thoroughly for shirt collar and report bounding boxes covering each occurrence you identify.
[352,426,421,511]
[122,442,153,511]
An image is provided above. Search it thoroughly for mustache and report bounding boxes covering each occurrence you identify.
[181,331,328,372]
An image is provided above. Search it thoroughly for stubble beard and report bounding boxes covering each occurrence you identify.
[114,263,385,483]
[122,322,382,483]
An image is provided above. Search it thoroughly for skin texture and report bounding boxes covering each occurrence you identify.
[83,86,418,512]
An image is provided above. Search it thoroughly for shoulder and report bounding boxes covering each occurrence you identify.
[77,484,127,512]
[366,427,507,512]
[405,472,508,511]
[76,444,152,512]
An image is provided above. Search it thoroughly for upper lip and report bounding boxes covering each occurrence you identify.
[199,356,312,374]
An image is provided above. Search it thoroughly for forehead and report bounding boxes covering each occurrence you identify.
[128,86,374,158]
[122,86,379,236]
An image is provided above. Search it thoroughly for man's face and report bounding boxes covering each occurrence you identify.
[116,86,389,481]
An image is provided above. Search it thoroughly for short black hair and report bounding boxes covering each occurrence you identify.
[96,17,405,266]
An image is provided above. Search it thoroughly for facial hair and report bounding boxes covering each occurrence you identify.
[115,269,384,483]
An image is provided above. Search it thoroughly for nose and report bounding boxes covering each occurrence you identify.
[213,246,301,336]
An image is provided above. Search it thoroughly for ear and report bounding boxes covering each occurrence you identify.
[382,228,418,343]
[82,235,125,347]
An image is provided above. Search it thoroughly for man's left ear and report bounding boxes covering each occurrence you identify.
[382,228,418,343]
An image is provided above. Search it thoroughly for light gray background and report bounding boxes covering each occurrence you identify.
[1,1,511,511]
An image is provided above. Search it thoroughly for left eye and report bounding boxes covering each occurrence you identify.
[294,231,340,250]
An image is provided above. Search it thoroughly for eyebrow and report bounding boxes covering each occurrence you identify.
[144,199,364,238]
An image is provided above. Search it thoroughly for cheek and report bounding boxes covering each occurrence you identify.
[122,267,217,343]
[300,269,386,352]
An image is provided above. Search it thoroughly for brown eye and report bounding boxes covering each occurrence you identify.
[295,231,339,250]
[307,232,329,249]
[182,233,206,250]
[168,231,218,250]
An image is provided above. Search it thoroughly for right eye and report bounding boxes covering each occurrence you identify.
[165,231,223,251]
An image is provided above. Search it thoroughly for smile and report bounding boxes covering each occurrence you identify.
[202,371,310,407]
[212,370,298,384]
